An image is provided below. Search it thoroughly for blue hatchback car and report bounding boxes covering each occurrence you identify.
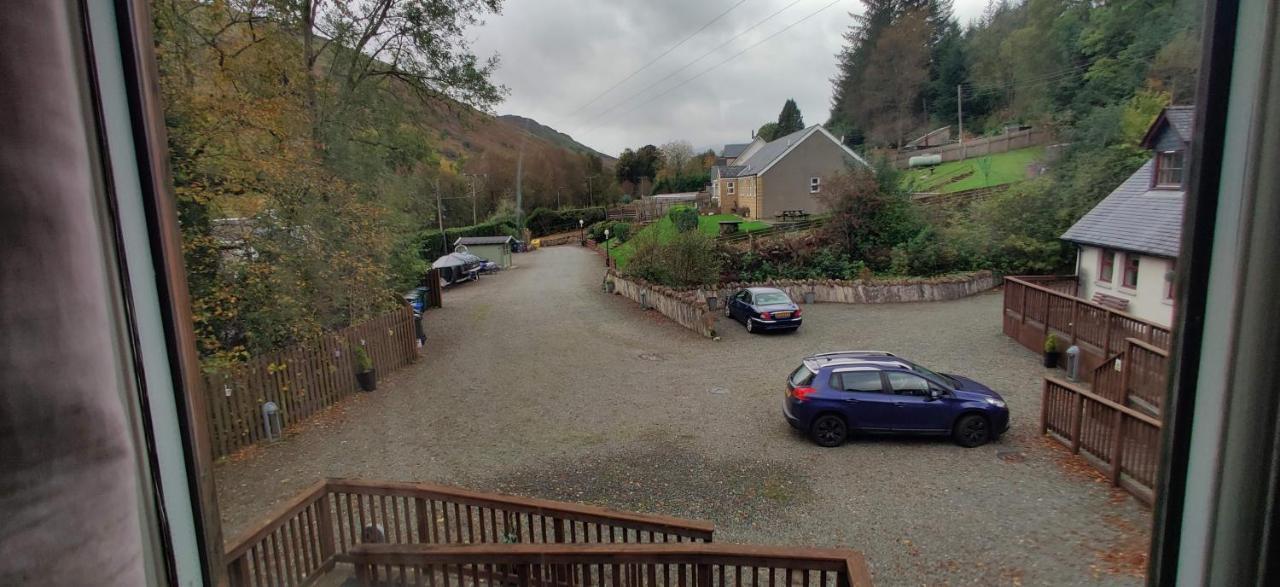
[783,351,1010,447]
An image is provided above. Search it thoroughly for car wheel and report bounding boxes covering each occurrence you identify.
[745,318,755,333]
[810,414,847,447]
[953,414,991,448]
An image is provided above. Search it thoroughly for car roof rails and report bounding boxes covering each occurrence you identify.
[806,350,897,360]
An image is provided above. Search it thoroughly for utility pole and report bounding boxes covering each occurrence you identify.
[515,145,525,236]
[464,173,485,226]
[432,178,447,254]
[957,84,965,160]
[586,175,596,208]
[556,186,562,210]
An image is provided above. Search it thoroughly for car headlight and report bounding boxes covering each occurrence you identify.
[985,397,1007,408]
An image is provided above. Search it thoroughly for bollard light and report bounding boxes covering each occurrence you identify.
[262,401,282,442]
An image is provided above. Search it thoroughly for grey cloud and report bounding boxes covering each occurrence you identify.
[472,0,990,156]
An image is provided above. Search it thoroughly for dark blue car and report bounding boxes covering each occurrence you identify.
[783,351,1010,447]
[724,287,802,333]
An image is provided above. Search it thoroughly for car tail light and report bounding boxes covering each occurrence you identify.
[760,311,772,320]
[790,386,816,401]
[794,308,802,317]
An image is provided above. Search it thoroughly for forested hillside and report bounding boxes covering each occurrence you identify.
[825,0,1202,276]
[153,0,612,363]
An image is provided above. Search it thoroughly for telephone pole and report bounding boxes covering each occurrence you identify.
[957,84,965,160]
[586,175,596,207]
[464,173,485,225]
[432,178,447,254]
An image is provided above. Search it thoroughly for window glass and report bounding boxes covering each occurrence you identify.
[887,372,932,396]
[1165,261,1176,300]
[727,181,735,195]
[1099,249,1115,283]
[1156,150,1184,186]
[789,365,815,387]
[1124,255,1140,288]
[836,371,883,393]
[754,292,790,305]
[809,177,820,193]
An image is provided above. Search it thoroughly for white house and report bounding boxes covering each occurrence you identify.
[1060,106,1192,327]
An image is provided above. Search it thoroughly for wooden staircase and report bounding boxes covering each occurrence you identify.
[225,479,872,587]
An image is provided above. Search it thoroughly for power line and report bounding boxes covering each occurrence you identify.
[585,0,843,130]
[565,0,752,119]
[578,0,810,127]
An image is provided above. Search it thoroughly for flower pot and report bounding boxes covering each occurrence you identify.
[356,369,377,392]
[1043,352,1060,369]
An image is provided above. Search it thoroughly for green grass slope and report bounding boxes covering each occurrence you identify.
[606,213,769,270]
[903,146,1045,194]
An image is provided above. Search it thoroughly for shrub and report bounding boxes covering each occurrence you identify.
[525,207,607,237]
[668,206,699,233]
[586,220,611,242]
[416,216,518,261]
[625,230,720,287]
[610,222,632,243]
[889,227,960,277]
[353,345,373,372]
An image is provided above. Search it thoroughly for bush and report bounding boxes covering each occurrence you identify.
[525,207,607,237]
[889,227,960,277]
[610,222,632,243]
[625,230,720,287]
[586,220,611,242]
[668,206,699,233]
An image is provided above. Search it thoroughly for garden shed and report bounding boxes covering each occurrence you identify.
[454,236,514,269]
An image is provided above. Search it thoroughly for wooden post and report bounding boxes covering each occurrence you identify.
[317,493,337,563]
[1103,313,1114,355]
[1109,408,1126,485]
[1040,379,1050,435]
[227,556,252,587]
[1070,391,1084,454]
[416,498,430,544]
[1069,299,1079,347]
[696,564,712,587]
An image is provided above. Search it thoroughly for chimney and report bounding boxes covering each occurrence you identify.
[751,129,756,138]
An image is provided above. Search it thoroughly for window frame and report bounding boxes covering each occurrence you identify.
[809,177,820,194]
[885,371,938,397]
[1155,149,1186,188]
[726,181,735,195]
[1099,249,1116,283]
[1122,254,1141,289]
[1165,261,1177,300]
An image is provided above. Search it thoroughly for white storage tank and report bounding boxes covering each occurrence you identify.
[908,154,943,168]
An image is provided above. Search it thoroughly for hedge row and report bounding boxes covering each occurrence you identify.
[416,216,519,261]
[526,207,606,237]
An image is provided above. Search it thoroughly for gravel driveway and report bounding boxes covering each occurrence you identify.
[216,246,1150,586]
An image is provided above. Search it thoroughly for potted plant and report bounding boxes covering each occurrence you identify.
[1043,334,1062,368]
[354,346,376,391]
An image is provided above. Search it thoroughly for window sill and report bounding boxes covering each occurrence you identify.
[1094,280,1114,290]
[1117,286,1138,296]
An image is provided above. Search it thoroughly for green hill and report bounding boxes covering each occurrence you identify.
[903,146,1045,194]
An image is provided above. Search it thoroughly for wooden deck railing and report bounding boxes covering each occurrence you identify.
[716,217,827,244]
[348,543,873,587]
[1041,377,1163,504]
[1003,276,1171,373]
[225,479,716,587]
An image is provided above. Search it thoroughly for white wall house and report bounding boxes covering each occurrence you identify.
[1061,106,1192,328]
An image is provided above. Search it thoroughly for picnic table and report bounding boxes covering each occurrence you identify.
[775,210,810,222]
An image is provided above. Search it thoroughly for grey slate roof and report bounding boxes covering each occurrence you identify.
[455,235,514,246]
[722,143,749,158]
[1164,106,1195,142]
[1060,160,1183,258]
[731,126,814,176]
[715,165,747,179]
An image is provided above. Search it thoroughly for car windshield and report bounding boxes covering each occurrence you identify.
[903,361,957,388]
[754,292,791,305]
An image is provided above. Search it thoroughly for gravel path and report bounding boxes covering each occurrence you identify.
[216,246,1150,585]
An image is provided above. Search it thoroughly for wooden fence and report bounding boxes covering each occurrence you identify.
[606,195,713,223]
[715,218,827,244]
[348,543,874,587]
[1003,276,1171,373]
[892,127,1053,167]
[911,184,1011,208]
[1041,377,1163,504]
[225,478,717,587]
[203,306,419,458]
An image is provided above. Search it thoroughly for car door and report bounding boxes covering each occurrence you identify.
[885,371,953,433]
[830,370,897,431]
[733,291,752,321]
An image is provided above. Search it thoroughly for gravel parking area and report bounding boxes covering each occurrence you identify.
[216,246,1150,585]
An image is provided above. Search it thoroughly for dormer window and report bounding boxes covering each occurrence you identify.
[1155,150,1185,188]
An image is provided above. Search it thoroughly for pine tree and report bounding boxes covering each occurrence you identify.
[776,99,806,136]
[828,0,898,144]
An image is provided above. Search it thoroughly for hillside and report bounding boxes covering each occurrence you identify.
[497,114,616,163]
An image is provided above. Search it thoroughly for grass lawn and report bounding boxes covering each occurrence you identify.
[902,146,1045,194]
[605,213,769,270]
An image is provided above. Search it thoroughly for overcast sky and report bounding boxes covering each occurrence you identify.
[469,0,990,157]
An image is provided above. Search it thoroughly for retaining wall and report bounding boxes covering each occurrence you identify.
[605,271,998,338]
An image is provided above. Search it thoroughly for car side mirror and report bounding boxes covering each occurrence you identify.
[928,389,942,401]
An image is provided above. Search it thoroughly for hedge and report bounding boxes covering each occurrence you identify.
[526,207,607,237]
[416,216,519,261]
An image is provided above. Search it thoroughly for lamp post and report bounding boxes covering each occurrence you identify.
[579,218,585,246]
[604,228,611,267]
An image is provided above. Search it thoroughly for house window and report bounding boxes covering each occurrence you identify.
[1098,249,1116,283]
[1155,150,1185,187]
[727,181,735,195]
[809,177,821,194]
[1123,254,1140,289]
[1165,261,1176,300]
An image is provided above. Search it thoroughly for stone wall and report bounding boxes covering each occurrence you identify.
[604,270,998,339]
